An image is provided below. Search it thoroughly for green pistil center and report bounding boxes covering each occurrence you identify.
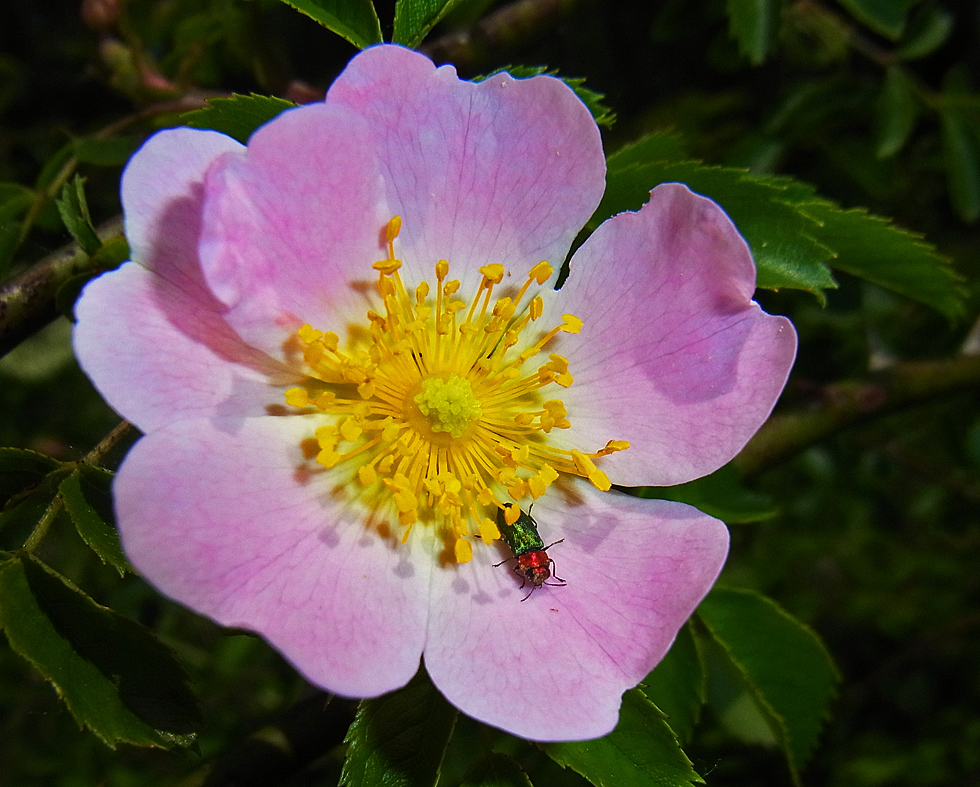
[414,374,482,438]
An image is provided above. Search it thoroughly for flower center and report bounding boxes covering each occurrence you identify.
[284,217,628,564]
[412,374,482,440]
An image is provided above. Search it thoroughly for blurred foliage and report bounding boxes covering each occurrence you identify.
[2,0,980,785]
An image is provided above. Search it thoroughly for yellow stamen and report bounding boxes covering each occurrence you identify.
[284,217,627,562]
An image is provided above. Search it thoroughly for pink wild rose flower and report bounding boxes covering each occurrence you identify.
[73,44,796,742]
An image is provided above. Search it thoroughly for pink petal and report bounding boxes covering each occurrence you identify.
[120,127,243,269]
[544,183,797,486]
[326,45,606,294]
[73,129,283,432]
[198,103,392,356]
[114,417,431,697]
[424,481,728,741]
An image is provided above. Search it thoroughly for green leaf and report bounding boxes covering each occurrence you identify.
[697,588,839,783]
[0,477,62,551]
[836,0,918,39]
[0,555,199,748]
[183,93,298,145]
[55,175,102,255]
[0,451,69,551]
[477,66,616,127]
[0,447,62,509]
[279,0,383,49]
[801,200,965,318]
[341,667,458,787]
[940,108,980,223]
[543,689,703,787]
[633,463,778,524]
[460,753,533,787]
[701,632,780,747]
[726,0,780,66]
[897,6,953,60]
[59,467,129,576]
[875,66,919,158]
[73,136,142,167]
[393,0,468,49]
[639,622,705,744]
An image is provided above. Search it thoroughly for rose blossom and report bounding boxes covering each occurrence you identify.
[73,44,796,741]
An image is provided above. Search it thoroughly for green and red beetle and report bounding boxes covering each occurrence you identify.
[494,503,567,601]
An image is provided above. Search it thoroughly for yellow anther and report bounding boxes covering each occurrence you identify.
[315,424,338,446]
[571,449,612,491]
[341,419,362,442]
[444,280,460,296]
[358,465,377,486]
[399,508,417,527]
[492,297,514,319]
[358,380,377,400]
[507,478,528,501]
[386,215,402,242]
[529,474,547,499]
[373,258,402,275]
[284,388,309,408]
[298,324,322,344]
[416,281,430,303]
[561,314,583,334]
[314,392,336,409]
[438,472,462,494]
[381,419,402,442]
[503,504,521,525]
[455,538,473,563]
[591,468,611,491]
[436,260,449,280]
[540,464,559,484]
[529,261,552,283]
[480,264,505,283]
[548,355,568,373]
[530,296,543,320]
[479,517,501,545]
[598,439,630,455]
[317,449,341,468]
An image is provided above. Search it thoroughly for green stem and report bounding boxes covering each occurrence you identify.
[21,493,65,554]
[83,420,135,468]
[735,354,980,477]
[21,421,133,554]
[0,216,124,358]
